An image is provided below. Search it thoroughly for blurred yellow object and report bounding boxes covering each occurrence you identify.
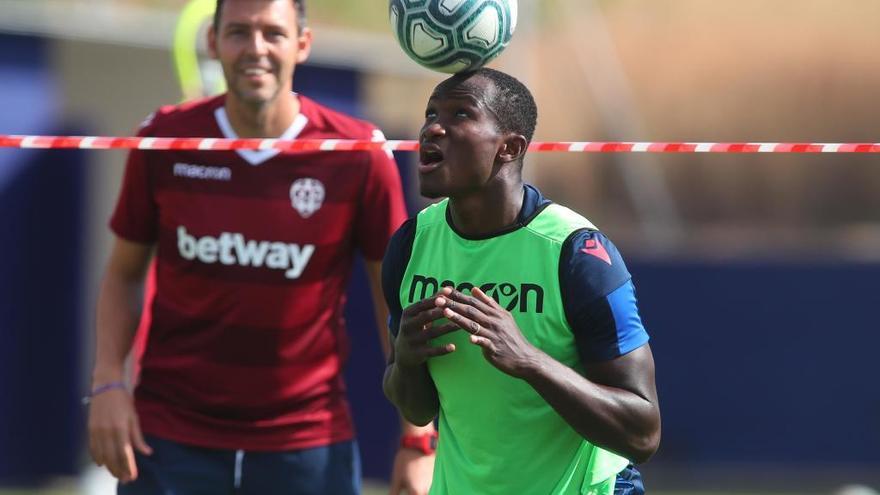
[173,0,226,101]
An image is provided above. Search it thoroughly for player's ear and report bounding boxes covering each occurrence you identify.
[498,134,527,164]
[295,27,313,64]
[207,24,219,60]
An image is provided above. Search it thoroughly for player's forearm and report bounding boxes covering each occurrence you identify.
[383,362,440,426]
[92,273,142,384]
[521,352,660,463]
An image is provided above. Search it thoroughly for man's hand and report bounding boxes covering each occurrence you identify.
[394,293,460,368]
[87,387,152,483]
[438,287,542,378]
[389,447,435,495]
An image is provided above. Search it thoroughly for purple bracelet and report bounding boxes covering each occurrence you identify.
[81,381,126,405]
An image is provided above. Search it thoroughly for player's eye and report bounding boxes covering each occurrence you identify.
[455,109,470,118]
[265,30,286,40]
[226,27,247,38]
[424,109,437,119]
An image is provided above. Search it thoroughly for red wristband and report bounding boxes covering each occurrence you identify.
[400,431,438,455]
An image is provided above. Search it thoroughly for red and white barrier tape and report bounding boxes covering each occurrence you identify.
[2,135,880,153]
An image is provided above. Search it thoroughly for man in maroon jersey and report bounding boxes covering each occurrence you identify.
[86,0,436,493]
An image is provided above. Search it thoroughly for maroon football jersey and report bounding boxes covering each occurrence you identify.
[110,94,407,450]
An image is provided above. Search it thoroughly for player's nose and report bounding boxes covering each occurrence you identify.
[244,32,270,56]
[420,121,445,141]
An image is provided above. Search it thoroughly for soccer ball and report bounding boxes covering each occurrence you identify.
[389,0,518,73]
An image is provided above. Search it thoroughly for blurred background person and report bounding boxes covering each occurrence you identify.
[85,0,433,493]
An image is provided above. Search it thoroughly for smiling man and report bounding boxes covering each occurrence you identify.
[86,1,436,494]
[382,68,661,494]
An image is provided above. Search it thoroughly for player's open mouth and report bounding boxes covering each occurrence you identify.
[419,144,444,173]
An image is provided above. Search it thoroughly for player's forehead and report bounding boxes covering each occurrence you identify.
[428,74,497,108]
[218,0,297,28]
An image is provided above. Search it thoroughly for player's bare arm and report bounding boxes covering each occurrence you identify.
[368,260,439,434]
[440,286,661,463]
[88,237,154,483]
[383,294,458,426]
[366,260,436,495]
[365,260,394,357]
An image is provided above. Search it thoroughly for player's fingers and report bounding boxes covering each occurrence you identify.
[422,322,460,340]
[470,334,493,349]
[402,306,446,333]
[101,435,124,480]
[88,429,104,467]
[471,287,502,310]
[441,289,494,316]
[447,287,494,311]
[125,443,140,482]
[412,306,449,327]
[442,306,490,335]
[401,294,446,317]
[110,429,134,482]
[444,308,486,335]
[97,425,125,476]
[423,342,456,357]
[130,416,153,456]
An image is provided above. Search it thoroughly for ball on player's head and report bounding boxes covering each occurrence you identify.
[389,0,517,74]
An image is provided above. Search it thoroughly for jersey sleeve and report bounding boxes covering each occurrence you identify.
[354,136,407,260]
[381,218,416,338]
[108,115,159,243]
[559,229,650,363]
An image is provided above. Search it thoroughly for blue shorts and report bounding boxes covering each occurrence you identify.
[119,435,361,495]
[615,464,645,495]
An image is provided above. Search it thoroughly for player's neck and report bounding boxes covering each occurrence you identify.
[448,180,525,238]
[224,92,300,138]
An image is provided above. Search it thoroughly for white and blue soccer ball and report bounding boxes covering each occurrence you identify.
[389,0,518,73]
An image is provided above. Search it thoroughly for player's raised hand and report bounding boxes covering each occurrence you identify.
[395,293,460,368]
[439,287,542,378]
[87,387,152,483]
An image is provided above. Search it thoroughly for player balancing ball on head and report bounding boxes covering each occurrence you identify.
[389,0,517,73]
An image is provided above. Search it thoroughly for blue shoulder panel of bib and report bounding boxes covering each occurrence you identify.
[520,184,552,221]
[559,229,650,362]
[382,217,417,338]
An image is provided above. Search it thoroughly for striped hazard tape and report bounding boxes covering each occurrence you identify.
[2,135,880,153]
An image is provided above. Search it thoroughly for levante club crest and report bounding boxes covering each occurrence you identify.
[290,178,325,218]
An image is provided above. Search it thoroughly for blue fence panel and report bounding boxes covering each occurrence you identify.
[631,260,880,465]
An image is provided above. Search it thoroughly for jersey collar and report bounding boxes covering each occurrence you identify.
[214,102,309,166]
[444,184,552,241]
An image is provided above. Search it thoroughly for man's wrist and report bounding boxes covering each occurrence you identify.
[400,431,438,455]
[91,366,124,385]
[82,381,127,405]
[515,347,551,381]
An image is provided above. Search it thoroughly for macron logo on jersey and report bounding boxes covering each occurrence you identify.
[408,275,544,313]
[173,163,232,181]
[177,226,314,279]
